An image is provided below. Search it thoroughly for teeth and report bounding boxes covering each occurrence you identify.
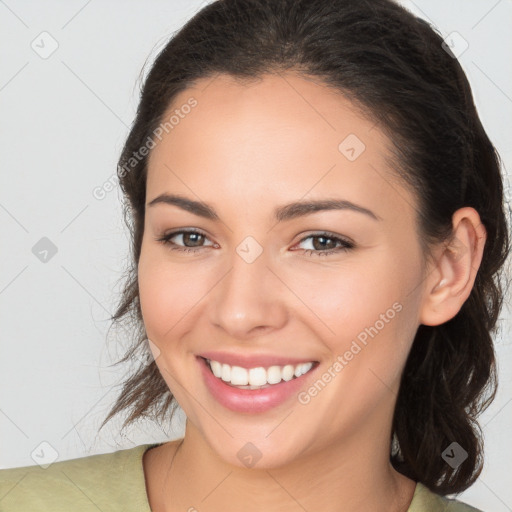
[232,365,249,385]
[210,360,222,378]
[267,366,282,384]
[282,364,294,381]
[206,359,314,387]
[221,363,231,382]
[249,367,267,386]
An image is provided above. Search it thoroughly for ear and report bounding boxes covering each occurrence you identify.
[419,207,486,326]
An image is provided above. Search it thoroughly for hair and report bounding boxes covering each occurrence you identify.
[99,0,510,496]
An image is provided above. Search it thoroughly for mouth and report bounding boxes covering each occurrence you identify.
[197,355,320,413]
[200,356,318,389]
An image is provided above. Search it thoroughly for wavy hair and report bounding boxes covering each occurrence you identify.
[99,0,510,495]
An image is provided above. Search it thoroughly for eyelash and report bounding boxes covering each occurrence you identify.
[155,229,355,257]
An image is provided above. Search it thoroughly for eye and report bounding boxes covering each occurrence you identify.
[155,229,216,253]
[155,229,354,257]
[293,232,355,257]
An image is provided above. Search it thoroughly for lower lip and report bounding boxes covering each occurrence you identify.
[197,356,318,413]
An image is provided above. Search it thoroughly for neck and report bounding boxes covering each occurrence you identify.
[149,419,416,512]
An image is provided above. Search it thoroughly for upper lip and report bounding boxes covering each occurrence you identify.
[198,351,318,369]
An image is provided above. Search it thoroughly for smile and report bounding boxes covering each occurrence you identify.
[197,356,319,413]
[206,358,315,389]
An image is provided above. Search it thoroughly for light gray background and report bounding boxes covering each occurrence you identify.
[1,0,511,510]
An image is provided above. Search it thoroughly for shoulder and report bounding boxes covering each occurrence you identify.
[0,443,160,512]
[409,482,484,512]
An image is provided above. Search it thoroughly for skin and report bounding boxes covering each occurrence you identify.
[138,71,486,512]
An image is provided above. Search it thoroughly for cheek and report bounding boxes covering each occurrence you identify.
[137,249,206,342]
[292,251,421,366]
[292,259,421,431]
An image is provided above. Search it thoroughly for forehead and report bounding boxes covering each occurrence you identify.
[150,71,388,161]
[146,72,413,224]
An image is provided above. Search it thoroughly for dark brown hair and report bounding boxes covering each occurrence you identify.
[99,0,510,496]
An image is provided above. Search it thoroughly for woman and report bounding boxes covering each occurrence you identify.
[1,0,509,510]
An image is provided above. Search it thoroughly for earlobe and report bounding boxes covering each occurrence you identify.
[419,207,486,327]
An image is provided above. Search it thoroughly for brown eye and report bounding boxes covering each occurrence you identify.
[294,232,354,257]
[155,229,215,253]
[310,235,338,251]
[179,232,206,247]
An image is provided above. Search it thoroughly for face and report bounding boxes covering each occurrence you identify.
[138,72,427,468]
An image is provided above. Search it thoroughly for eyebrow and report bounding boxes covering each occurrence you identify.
[147,193,381,222]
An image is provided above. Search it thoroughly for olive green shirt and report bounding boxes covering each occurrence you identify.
[0,443,483,511]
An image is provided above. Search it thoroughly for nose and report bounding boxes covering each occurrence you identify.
[208,244,288,340]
